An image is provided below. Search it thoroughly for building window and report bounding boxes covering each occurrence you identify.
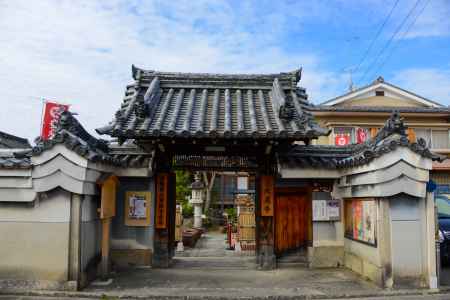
[334,127,353,146]
[333,127,370,146]
[432,130,450,149]
[375,90,385,96]
[413,128,450,149]
[414,128,432,147]
[344,198,377,246]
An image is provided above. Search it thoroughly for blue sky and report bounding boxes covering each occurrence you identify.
[0,0,449,141]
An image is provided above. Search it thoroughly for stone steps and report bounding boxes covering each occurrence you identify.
[172,257,257,270]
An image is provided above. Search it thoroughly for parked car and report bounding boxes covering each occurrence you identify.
[439,216,450,265]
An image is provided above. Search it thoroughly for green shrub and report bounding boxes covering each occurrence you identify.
[182,201,194,218]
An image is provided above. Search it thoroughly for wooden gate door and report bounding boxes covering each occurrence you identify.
[275,193,310,254]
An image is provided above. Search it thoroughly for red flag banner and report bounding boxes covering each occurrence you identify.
[334,134,350,146]
[356,127,368,144]
[41,101,69,140]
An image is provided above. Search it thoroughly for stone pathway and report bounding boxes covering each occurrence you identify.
[175,231,241,257]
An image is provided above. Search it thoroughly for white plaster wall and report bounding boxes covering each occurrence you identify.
[390,195,424,283]
[0,189,71,281]
[80,195,101,274]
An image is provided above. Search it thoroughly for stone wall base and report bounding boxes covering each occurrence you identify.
[111,249,152,270]
[309,246,344,268]
[0,279,78,291]
[344,252,383,286]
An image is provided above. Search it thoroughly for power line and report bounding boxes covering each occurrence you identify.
[370,0,431,77]
[357,0,422,85]
[353,0,400,76]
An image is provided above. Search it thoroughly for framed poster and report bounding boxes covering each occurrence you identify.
[125,191,151,226]
[345,198,377,246]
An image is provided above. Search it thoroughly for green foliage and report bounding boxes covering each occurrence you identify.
[224,207,237,222]
[176,170,191,204]
[182,201,194,218]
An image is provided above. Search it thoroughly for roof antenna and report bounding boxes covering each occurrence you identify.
[342,66,356,92]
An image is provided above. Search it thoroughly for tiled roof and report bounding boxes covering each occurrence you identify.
[0,155,31,169]
[279,112,445,170]
[0,131,31,149]
[311,105,450,113]
[278,145,352,169]
[15,112,151,168]
[97,66,329,140]
[320,76,445,107]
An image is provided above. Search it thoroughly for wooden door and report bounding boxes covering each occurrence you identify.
[275,194,310,254]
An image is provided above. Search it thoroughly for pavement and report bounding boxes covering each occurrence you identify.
[2,233,450,299]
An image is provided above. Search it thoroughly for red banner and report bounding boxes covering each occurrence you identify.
[335,134,350,146]
[41,101,69,140]
[356,128,368,144]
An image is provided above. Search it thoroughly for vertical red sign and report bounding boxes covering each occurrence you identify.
[41,101,69,140]
[356,128,368,144]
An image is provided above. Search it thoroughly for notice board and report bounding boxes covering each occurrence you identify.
[313,199,341,221]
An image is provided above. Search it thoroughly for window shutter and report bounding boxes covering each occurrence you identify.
[407,128,416,143]
[370,128,378,138]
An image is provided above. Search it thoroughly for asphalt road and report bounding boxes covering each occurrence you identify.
[3,294,450,300]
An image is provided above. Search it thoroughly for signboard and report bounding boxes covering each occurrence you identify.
[313,199,341,221]
[98,175,118,219]
[335,134,350,146]
[155,173,168,228]
[41,101,69,140]
[260,175,274,216]
[125,191,151,226]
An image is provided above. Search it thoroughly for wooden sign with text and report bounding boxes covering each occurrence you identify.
[155,173,168,229]
[260,175,274,216]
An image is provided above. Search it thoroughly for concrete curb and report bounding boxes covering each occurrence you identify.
[0,288,449,300]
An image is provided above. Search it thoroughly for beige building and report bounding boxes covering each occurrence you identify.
[311,76,450,189]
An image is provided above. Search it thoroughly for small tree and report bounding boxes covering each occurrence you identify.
[176,170,192,217]
[202,171,217,214]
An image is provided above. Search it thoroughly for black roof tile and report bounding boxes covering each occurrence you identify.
[97,66,329,140]
[279,112,445,169]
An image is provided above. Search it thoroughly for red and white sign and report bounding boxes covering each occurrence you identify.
[335,134,350,146]
[356,128,368,144]
[41,101,69,140]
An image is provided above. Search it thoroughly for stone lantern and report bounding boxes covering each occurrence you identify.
[190,172,205,229]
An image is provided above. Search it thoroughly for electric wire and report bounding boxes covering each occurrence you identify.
[353,0,400,76]
[357,0,422,85]
[370,0,431,77]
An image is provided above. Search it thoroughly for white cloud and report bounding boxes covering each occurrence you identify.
[402,0,450,39]
[0,0,346,142]
[392,68,450,104]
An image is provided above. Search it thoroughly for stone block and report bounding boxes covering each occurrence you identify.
[310,246,344,268]
[111,249,152,270]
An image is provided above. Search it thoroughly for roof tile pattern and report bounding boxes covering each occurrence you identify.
[0,156,31,169]
[0,131,31,149]
[279,112,444,169]
[97,66,329,140]
[14,112,152,168]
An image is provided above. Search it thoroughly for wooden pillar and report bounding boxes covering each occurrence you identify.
[69,193,82,287]
[97,175,118,279]
[101,217,112,278]
[256,175,276,269]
